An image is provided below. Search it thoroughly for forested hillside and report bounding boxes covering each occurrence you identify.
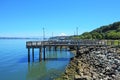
[77,21,120,39]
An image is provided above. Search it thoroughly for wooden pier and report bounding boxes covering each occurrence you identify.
[26,39,120,62]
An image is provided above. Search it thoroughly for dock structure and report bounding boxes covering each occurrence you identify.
[26,39,119,62]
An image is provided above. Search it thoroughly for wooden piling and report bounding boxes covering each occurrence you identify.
[43,46,46,60]
[49,46,51,51]
[60,46,62,51]
[32,48,34,62]
[39,47,42,61]
[28,48,30,62]
[55,46,57,51]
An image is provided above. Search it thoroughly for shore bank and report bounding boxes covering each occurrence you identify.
[55,46,120,80]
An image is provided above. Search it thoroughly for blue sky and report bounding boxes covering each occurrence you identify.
[0,0,120,37]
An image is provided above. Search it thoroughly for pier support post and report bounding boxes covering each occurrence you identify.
[76,46,79,55]
[60,46,62,51]
[43,46,46,60]
[49,46,51,51]
[32,48,34,62]
[39,47,42,61]
[28,48,30,62]
[55,46,57,51]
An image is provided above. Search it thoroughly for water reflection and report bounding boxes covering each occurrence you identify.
[26,48,74,80]
[27,62,47,80]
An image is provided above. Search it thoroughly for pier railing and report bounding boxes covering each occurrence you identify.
[26,40,111,48]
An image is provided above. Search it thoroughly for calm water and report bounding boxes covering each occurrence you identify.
[0,39,74,80]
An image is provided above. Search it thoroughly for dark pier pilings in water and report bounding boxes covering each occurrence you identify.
[27,45,65,62]
[27,46,47,62]
[32,48,34,62]
[28,48,30,62]
[39,47,42,61]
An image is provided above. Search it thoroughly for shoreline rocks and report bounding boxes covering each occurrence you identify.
[55,46,120,80]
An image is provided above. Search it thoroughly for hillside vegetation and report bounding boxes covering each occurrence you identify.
[73,21,120,39]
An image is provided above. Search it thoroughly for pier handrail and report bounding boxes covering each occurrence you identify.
[26,40,111,48]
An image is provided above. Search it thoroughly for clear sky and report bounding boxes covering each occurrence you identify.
[0,0,120,37]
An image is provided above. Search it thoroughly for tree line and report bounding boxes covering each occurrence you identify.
[71,21,120,40]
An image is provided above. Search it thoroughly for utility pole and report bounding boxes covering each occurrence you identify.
[76,27,78,36]
[43,27,45,41]
[74,31,75,36]
[52,32,53,38]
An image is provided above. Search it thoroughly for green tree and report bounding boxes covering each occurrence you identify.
[106,31,117,39]
[91,32,102,39]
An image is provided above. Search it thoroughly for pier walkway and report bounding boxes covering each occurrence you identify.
[26,40,119,62]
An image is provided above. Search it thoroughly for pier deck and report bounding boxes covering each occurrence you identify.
[26,40,119,62]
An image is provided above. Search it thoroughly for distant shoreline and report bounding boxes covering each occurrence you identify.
[0,37,41,39]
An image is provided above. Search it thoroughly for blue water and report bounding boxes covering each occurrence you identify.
[0,39,74,80]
